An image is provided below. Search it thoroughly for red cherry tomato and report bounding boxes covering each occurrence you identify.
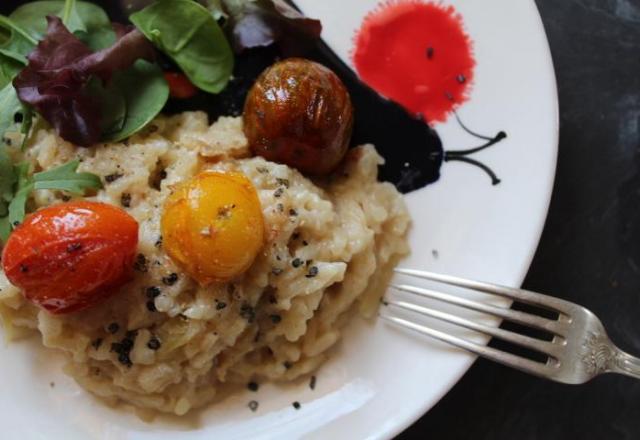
[164,72,198,99]
[2,201,139,314]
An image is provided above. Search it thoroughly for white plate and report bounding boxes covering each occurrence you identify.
[0,0,558,438]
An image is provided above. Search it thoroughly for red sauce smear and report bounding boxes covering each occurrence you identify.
[352,1,475,124]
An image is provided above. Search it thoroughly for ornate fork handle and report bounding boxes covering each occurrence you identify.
[580,331,640,380]
[610,348,640,380]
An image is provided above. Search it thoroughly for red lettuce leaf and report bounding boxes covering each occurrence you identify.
[224,0,322,54]
[13,16,155,146]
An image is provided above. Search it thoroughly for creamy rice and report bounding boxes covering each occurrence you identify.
[0,112,410,415]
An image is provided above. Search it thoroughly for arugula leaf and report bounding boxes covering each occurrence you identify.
[19,104,33,151]
[8,162,32,228]
[33,160,103,193]
[131,0,234,94]
[0,159,102,239]
[61,0,87,33]
[0,216,10,241]
[0,15,38,64]
[0,145,16,208]
[102,60,169,142]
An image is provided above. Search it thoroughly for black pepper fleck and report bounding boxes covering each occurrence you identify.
[91,338,103,349]
[107,322,120,334]
[61,195,71,202]
[155,236,163,248]
[276,178,290,188]
[456,74,466,84]
[162,273,178,285]
[268,294,277,304]
[240,303,255,323]
[118,352,132,367]
[291,258,303,268]
[247,381,259,392]
[216,301,227,310]
[121,193,132,208]
[305,266,319,278]
[19,264,28,273]
[277,203,284,212]
[289,208,298,216]
[292,401,301,410]
[256,166,269,174]
[248,400,259,412]
[146,300,157,312]
[147,337,161,350]
[273,187,284,198]
[283,361,292,369]
[146,286,161,298]
[270,314,282,324]
[310,375,316,390]
[104,173,123,183]
[302,240,309,246]
[133,254,148,272]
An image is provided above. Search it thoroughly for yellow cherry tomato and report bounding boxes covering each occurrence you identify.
[161,171,265,285]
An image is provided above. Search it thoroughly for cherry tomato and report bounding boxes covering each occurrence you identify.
[243,58,354,175]
[164,72,198,99]
[2,201,139,314]
[161,171,265,285]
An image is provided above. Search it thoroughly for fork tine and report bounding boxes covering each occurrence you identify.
[386,299,559,357]
[381,313,553,378]
[394,268,574,315]
[390,283,567,335]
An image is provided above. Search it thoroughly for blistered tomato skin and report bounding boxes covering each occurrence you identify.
[161,171,265,285]
[243,58,354,175]
[1,201,139,314]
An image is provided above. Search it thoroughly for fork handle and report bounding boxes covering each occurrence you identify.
[610,348,640,380]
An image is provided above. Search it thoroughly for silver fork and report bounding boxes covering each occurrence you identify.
[381,268,640,383]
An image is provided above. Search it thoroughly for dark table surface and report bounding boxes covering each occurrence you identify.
[400,1,640,439]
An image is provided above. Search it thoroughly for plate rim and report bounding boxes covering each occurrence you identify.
[381,1,559,437]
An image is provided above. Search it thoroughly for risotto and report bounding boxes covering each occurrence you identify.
[0,112,410,415]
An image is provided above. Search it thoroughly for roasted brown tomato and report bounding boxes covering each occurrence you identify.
[243,58,354,175]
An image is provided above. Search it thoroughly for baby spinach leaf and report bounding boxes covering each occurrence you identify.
[33,160,103,193]
[102,60,169,142]
[0,53,23,89]
[14,16,155,146]
[0,15,38,64]
[0,83,22,142]
[131,0,234,94]
[61,0,86,33]
[10,1,111,41]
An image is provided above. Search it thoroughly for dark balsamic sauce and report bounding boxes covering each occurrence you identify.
[161,42,445,194]
[1,0,506,194]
